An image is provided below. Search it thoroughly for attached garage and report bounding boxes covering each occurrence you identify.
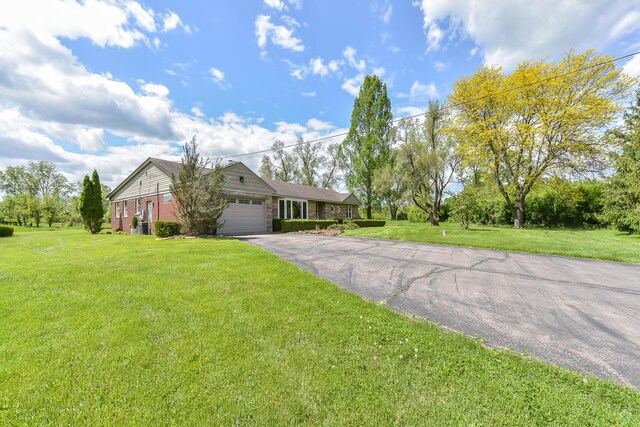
[219,198,267,235]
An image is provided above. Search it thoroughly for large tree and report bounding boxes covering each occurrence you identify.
[601,88,640,233]
[449,50,634,228]
[294,137,324,186]
[398,100,459,226]
[79,170,104,234]
[170,136,228,236]
[373,148,407,220]
[259,140,298,182]
[339,74,393,218]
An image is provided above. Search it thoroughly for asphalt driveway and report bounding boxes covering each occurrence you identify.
[239,233,640,389]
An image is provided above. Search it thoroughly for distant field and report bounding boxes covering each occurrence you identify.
[1,228,639,424]
[344,221,640,264]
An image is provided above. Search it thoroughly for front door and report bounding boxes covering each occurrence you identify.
[146,201,153,233]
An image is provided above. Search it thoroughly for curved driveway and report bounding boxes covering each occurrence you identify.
[240,234,640,389]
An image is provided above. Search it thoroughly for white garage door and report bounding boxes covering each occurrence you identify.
[219,198,266,235]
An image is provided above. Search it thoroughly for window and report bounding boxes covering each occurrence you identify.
[278,198,308,219]
[228,198,236,203]
[123,201,128,217]
[238,199,250,204]
[336,206,341,214]
[346,205,353,219]
[163,193,172,204]
[252,200,263,205]
[331,206,335,213]
[135,199,141,214]
[115,203,120,218]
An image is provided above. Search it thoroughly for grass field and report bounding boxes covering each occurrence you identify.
[344,221,640,264]
[1,227,639,424]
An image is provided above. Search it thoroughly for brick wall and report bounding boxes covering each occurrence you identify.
[111,193,179,234]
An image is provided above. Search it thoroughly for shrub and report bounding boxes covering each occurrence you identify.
[274,219,338,232]
[131,216,138,228]
[0,225,14,237]
[396,210,408,221]
[408,205,429,223]
[155,221,182,238]
[347,220,386,227]
[328,222,360,231]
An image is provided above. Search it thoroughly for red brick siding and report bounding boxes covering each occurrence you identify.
[111,193,180,233]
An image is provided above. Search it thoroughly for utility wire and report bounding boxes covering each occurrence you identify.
[218,50,640,161]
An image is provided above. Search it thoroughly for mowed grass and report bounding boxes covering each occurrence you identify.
[1,229,639,425]
[344,221,640,264]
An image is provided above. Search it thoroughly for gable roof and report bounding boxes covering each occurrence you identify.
[265,179,359,205]
[108,157,359,205]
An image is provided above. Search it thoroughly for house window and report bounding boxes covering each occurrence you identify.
[331,206,335,213]
[238,199,250,204]
[346,206,353,219]
[228,198,236,203]
[115,203,120,218]
[135,199,141,214]
[252,200,263,205]
[278,198,308,219]
[123,201,128,217]
[163,193,172,204]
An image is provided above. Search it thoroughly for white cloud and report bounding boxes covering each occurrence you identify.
[414,0,640,70]
[622,55,640,78]
[342,74,364,97]
[433,61,450,71]
[162,11,191,33]
[307,118,334,132]
[288,0,303,10]
[381,4,393,23]
[209,67,231,89]
[396,106,427,118]
[388,45,400,53]
[301,91,316,97]
[281,15,300,27]
[255,15,304,52]
[126,2,156,32]
[343,46,366,71]
[0,3,343,187]
[191,106,205,117]
[398,81,438,102]
[285,57,342,80]
[264,0,286,10]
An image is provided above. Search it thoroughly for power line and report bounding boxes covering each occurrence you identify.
[218,50,640,161]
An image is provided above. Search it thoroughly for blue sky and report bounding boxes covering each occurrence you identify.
[1,0,639,188]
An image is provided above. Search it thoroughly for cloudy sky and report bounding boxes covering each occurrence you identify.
[1,0,639,189]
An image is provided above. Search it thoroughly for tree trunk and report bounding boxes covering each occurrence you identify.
[390,204,397,220]
[431,199,441,226]
[513,193,525,229]
[366,205,372,220]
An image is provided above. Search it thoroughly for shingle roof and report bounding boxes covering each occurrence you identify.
[109,157,359,205]
[264,179,357,204]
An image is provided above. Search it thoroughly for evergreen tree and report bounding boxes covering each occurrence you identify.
[79,170,104,234]
[601,89,640,233]
[339,74,393,219]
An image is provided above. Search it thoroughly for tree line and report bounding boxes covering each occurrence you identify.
[331,50,639,232]
[1,49,639,233]
[0,162,110,229]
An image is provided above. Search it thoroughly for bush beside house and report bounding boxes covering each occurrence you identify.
[155,221,182,238]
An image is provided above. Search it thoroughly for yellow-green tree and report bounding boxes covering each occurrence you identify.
[448,50,634,228]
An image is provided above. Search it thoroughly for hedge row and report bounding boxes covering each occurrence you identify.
[273,219,338,232]
[0,225,14,237]
[155,221,182,238]
[346,219,386,228]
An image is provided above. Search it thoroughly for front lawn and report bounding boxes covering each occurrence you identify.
[344,221,640,264]
[1,228,638,424]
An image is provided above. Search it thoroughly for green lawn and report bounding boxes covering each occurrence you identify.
[1,228,639,425]
[344,221,640,264]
